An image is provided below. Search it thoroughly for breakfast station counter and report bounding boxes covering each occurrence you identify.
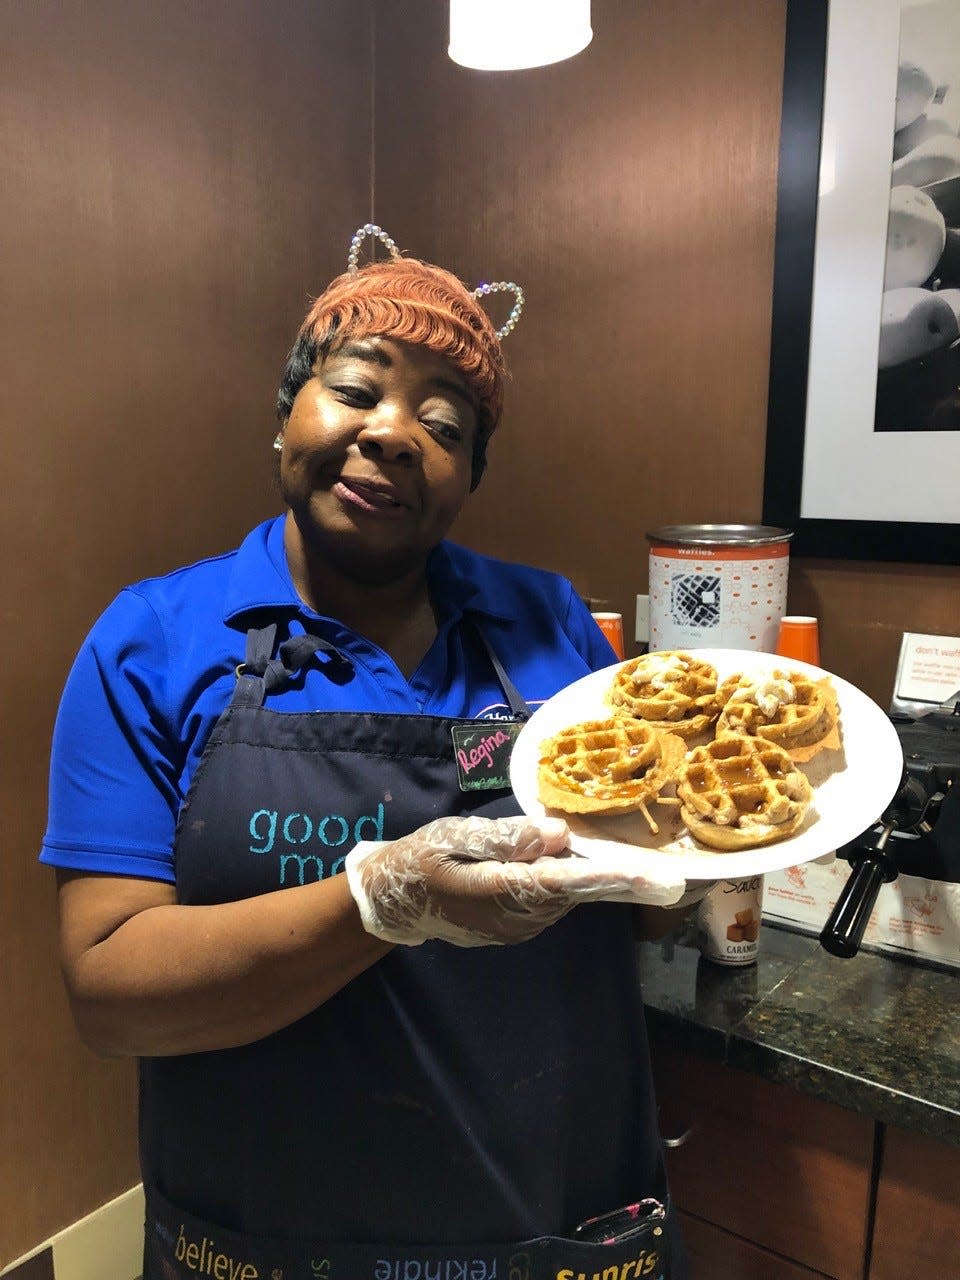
[638,920,960,1147]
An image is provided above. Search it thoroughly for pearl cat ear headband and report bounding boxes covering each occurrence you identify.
[274,224,523,450]
[347,222,525,339]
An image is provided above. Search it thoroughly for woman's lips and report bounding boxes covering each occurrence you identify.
[333,477,408,516]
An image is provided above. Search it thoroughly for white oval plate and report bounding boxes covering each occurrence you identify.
[510,649,904,881]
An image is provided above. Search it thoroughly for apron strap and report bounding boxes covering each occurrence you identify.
[245,623,277,667]
[466,616,533,720]
[231,623,352,708]
[232,617,532,718]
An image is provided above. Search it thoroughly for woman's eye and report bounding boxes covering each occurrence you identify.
[424,419,464,444]
[332,384,374,406]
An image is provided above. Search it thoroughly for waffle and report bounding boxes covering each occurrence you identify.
[607,651,721,738]
[538,717,686,831]
[676,732,814,850]
[716,668,834,751]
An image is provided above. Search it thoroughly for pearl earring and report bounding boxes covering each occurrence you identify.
[273,433,283,452]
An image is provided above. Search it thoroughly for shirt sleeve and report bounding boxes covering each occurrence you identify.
[39,589,181,882]
[559,580,619,671]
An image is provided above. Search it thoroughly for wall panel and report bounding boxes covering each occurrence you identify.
[0,1,370,1261]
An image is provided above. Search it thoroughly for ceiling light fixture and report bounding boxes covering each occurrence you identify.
[448,0,592,72]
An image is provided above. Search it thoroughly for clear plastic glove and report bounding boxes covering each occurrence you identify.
[344,814,690,948]
[670,880,720,910]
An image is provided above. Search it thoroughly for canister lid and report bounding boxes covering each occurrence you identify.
[646,523,793,548]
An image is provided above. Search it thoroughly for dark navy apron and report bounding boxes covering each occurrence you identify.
[140,621,681,1279]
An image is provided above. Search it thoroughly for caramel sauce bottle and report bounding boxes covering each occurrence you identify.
[697,876,765,965]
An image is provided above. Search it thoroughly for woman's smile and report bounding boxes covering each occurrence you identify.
[334,474,410,516]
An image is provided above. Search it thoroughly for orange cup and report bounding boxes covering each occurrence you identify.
[592,612,625,660]
[775,616,820,666]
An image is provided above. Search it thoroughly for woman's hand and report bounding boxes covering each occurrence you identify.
[344,814,689,947]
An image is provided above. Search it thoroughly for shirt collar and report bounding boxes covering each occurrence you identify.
[223,516,304,625]
[222,514,515,626]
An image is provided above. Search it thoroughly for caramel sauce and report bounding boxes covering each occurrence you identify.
[718,764,758,785]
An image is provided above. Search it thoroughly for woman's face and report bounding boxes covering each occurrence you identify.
[279,336,478,585]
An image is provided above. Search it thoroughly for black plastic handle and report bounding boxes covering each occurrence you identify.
[819,859,888,958]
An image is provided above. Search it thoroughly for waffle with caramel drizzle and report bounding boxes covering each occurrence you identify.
[676,732,814,850]
[538,717,685,832]
[715,667,833,751]
[607,650,721,738]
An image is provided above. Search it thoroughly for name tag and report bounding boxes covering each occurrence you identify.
[451,721,523,791]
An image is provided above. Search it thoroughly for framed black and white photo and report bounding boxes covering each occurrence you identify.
[763,0,960,564]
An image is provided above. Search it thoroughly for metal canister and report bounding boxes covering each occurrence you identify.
[697,876,765,966]
[646,524,793,653]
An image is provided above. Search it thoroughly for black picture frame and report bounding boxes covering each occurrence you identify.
[761,0,960,565]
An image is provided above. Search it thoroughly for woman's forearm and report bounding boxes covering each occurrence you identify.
[58,871,391,1057]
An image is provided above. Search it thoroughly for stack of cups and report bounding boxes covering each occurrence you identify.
[592,612,625,661]
[775,616,821,665]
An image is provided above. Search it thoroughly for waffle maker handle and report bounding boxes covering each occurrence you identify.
[819,771,943,958]
[819,827,898,958]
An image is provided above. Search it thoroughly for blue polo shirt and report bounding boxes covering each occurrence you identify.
[40,515,615,883]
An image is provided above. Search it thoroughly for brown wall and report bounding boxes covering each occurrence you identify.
[4,0,959,1266]
[0,1,371,1263]
[377,0,786,619]
[377,0,960,706]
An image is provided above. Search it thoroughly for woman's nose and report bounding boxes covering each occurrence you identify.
[357,403,422,464]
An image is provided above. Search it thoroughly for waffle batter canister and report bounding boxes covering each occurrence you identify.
[646,524,792,653]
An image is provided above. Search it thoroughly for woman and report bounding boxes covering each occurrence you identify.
[42,225,689,1278]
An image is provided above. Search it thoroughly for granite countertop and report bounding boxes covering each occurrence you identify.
[638,921,960,1147]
